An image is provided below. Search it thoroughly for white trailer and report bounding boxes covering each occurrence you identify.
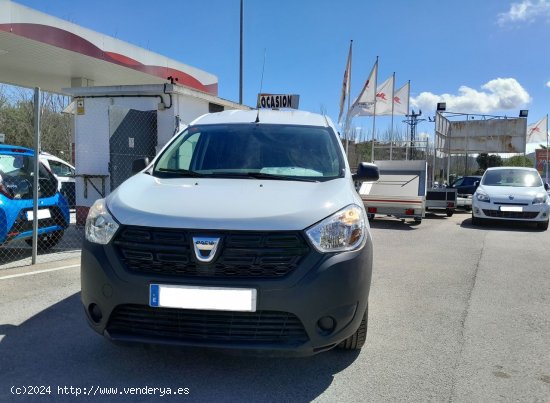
[358,160,427,223]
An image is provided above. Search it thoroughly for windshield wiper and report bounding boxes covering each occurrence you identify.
[156,168,204,177]
[211,172,320,182]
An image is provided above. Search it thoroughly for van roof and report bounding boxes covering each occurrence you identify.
[191,109,333,127]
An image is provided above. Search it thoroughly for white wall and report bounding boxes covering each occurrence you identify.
[74,96,159,210]
[156,94,210,153]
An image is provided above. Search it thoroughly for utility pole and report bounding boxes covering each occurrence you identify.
[403,110,426,160]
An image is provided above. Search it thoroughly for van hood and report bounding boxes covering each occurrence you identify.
[107,174,361,231]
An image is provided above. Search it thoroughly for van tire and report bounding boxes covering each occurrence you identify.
[25,230,64,251]
[446,209,454,217]
[338,305,368,350]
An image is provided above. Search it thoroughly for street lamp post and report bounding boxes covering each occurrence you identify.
[239,0,243,104]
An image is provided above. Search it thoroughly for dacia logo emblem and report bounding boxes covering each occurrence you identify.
[192,236,221,263]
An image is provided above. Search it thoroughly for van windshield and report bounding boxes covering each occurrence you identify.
[153,123,345,181]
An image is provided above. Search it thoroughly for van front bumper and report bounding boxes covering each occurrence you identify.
[81,234,373,356]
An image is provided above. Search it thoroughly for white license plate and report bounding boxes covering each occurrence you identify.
[149,284,257,312]
[26,209,51,220]
[500,206,523,212]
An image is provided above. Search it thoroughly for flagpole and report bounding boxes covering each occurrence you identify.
[407,80,411,162]
[338,40,352,157]
[346,40,353,157]
[389,72,395,160]
[546,113,549,184]
[371,56,379,163]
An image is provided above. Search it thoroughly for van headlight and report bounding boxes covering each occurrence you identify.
[306,204,367,253]
[533,193,548,204]
[85,199,119,244]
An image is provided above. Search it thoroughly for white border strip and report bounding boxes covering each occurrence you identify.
[0,264,79,281]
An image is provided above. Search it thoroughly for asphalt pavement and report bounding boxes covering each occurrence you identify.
[0,211,549,402]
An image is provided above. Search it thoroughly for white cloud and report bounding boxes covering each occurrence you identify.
[546,81,550,87]
[411,78,531,114]
[498,0,550,25]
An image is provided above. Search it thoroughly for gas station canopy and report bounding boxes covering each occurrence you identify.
[0,0,218,95]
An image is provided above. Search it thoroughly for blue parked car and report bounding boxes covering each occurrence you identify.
[0,145,70,250]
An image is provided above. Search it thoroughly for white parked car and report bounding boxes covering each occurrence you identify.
[39,152,76,207]
[472,167,549,230]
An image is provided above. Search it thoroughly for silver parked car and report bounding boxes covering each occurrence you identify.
[472,167,549,230]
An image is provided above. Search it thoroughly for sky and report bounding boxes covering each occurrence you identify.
[8,0,550,149]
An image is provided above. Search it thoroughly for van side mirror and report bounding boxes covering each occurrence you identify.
[545,183,549,191]
[353,162,379,182]
[132,157,150,174]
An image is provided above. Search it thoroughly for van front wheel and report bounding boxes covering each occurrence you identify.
[338,305,368,350]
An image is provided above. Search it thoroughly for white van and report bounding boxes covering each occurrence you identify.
[81,109,379,355]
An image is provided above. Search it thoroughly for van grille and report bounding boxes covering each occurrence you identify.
[106,305,309,346]
[113,226,310,279]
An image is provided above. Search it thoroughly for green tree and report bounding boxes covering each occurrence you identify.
[0,88,71,160]
[476,153,489,171]
[355,141,373,164]
[487,154,502,168]
[503,155,534,167]
[476,153,502,173]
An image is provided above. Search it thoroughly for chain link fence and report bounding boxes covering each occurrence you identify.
[346,139,429,164]
[0,87,159,269]
[0,87,82,269]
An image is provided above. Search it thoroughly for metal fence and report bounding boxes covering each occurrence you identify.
[346,140,429,164]
[349,140,484,188]
[0,87,159,269]
[0,88,79,268]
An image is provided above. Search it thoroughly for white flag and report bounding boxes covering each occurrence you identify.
[393,81,410,116]
[526,116,548,143]
[374,75,395,116]
[338,42,352,123]
[350,59,378,117]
